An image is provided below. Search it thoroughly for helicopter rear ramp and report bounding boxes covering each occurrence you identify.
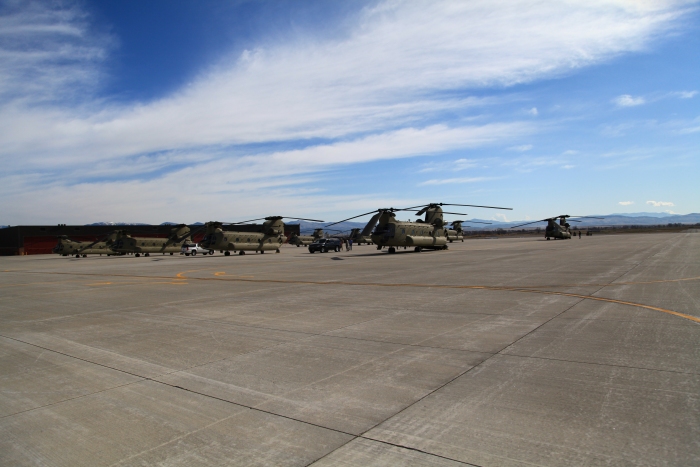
[0,232,698,465]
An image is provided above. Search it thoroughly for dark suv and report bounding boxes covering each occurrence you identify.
[308,238,342,253]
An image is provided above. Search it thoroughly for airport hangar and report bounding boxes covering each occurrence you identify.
[0,224,301,256]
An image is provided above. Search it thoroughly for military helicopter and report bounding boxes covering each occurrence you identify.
[510,215,604,239]
[445,219,492,242]
[110,224,192,256]
[52,233,119,258]
[199,216,324,255]
[327,203,511,253]
[289,228,328,247]
[348,228,372,245]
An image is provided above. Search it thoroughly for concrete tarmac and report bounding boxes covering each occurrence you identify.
[0,232,698,466]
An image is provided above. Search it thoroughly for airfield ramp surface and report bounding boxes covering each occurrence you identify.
[0,233,698,466]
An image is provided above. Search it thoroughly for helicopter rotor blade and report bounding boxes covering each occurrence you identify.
[570,216,605,219]
[227,218,267,225]
[76,231,116,253]
[509,219,550,229]
[283,217,325,223]
[324,210,381,227]
[439,211,468,216]
[443,203,512,210]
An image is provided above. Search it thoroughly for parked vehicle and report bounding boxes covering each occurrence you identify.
[308,238,342,253]
[181,243,214,256]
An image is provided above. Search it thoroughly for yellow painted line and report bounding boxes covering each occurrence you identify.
[505,275,700,290]
[176,268,208,279]
[8,270,699,324]
[86,282,112,286]
[214,272,226,276]
[166,276,700,324]
[512,289,700,324]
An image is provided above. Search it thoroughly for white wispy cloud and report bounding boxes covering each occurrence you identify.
[646,200,674,207]
[613,94,646,107]
[419,176,497,186]
[0,0,693,222]
[618,201,634,205]
[675,90,697,99]
[527,107,539,116]
[509,144,533,152]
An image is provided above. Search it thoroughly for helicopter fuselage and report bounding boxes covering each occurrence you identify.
[349,228,372,245]
[371,216,447,250]
[288,229,324,247]
[111,236,183,254]
[53,239,115,256]
[545,220,572,239]
[201,229,283,252]
[445,229,464,242]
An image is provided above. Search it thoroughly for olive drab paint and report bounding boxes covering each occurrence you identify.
[289,228,325,247]
[52,232,120,257]
[326,203,511,254]
[510,215,605,240]
[199,216,324,255]
[110,224,192,256]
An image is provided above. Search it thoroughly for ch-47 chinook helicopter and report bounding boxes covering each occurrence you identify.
[327,203,511,253]
[510,215,604,240]
[445,219,492,242]
[110,224,192,256]
[348,228,372,245]
[288,228,333,247]
[199,216,324,255]
[52,232,120,258]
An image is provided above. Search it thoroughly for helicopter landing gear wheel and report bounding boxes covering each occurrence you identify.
[388,247,396,254]
[75,254,80,258]
[224,251,230,256]
[276,249,280,253]
[546,237,550,240]
[414,247,422,252]
[135,253,140,257]
[170,252,173,255]
[260,250,265,254]
[145,253,150,257]
[239,251,245,255]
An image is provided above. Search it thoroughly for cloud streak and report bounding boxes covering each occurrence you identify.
[0,0,694,222]
[647,200,675,207]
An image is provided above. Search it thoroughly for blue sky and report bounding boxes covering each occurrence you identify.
[0,0,698,225]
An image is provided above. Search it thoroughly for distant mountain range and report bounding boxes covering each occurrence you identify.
[74,213,700,231]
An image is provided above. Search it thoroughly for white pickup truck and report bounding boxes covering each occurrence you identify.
[181,243,214,256]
